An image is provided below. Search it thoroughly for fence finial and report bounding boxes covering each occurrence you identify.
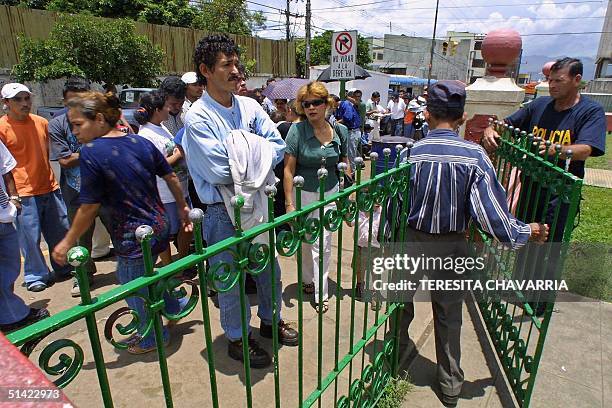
[264,185,277,197]
[189,208,204,224]
[135,225,154,242]
[293,175,305,188]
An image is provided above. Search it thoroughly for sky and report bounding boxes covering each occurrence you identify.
[249,0,607,58]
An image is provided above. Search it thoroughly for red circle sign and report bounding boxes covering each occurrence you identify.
[335,32,353,55]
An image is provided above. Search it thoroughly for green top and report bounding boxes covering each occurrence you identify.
[358,101,367,131]
[285,120,349,192]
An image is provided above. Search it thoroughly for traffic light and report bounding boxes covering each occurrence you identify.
[442,41,448,56]
[450,41,459,56]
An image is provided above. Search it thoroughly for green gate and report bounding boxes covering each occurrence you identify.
[6,150,412,407]
[470,120,583,407]
[5,123,582,407]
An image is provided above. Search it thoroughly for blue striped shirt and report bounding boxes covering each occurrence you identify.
[399,129,531,249]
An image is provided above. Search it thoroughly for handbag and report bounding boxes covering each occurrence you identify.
[333,124,354,188]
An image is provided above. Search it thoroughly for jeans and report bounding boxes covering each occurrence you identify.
[403,123,414,138]
[347,128,362,172]
[63,185,112,275]
[392,119,404,136]
[16,190,71,285]
[299,186,338,303]
[116,256,186,349]
[203,203,282,342]
[0,223,30,325]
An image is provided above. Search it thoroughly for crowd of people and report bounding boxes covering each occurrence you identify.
[0,28,606,405]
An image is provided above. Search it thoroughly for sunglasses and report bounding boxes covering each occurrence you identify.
[301,99,326,108]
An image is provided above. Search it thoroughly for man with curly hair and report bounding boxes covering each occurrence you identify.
[183,34,298,369]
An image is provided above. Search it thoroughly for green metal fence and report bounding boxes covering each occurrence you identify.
[4,123,583,407]
[6,150,412,407]
[470,120,583,407]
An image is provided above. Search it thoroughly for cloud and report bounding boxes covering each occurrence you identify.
[254,0,605,57]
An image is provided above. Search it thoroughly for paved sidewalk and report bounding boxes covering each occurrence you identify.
[400,296,511,408]
[584,168,612,188]
[400,293,611,407]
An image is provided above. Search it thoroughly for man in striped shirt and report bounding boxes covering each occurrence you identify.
[394,80,548,407]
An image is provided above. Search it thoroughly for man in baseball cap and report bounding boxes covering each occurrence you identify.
[391,80,548,407]
[1,82,72,293]
[426,80,466,119]
[1,83,32,100]
[181,71,205,110]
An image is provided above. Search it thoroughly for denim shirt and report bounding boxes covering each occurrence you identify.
[183,92,286,204]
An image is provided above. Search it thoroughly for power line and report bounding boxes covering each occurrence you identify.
[245,0,284,11]
[314,12,605,21]
[522,30,610,36]
[313,0,603,11]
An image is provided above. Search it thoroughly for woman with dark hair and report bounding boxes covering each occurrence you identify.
[52,91,192,354]
[136,91,191,267]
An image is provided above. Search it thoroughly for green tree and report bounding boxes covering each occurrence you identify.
[12,14,164,87]
[139,1,198,27]
[0,0,49,7]
[295,30,372,77]
[192,0,265,35]
[4,0,266,34]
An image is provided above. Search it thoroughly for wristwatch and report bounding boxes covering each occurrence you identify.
[9,195,21,204]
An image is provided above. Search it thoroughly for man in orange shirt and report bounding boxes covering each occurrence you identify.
[0,83,71,292]
[402,94,415,138]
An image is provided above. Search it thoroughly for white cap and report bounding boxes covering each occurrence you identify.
[181,72,198,84]
[408,100,424,112]
[1,83,31,99]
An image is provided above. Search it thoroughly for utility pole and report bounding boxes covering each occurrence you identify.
[305,0,311,79]
[427,0,440,88]
[286,0,290,41]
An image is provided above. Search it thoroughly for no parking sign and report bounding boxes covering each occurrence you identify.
[330,31,357,80]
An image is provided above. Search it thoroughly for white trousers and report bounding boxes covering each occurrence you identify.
[298,185,338,303]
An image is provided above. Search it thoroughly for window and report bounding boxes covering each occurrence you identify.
[474,41,482,51]
[377,53,384,60]
[472,59,485,68]
[604,61,612,78]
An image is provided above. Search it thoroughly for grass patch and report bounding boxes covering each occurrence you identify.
[571,186,612,243]
[563,243,612,302]
[376,376,413,408]
[585,133,612,171]
[563,185,612,302]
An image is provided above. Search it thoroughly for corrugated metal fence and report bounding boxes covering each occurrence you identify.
[0,5,296,77]
[582,93,612,113]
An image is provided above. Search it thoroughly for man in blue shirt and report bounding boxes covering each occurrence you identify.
[335,88,362,170]
[393,81,548,407]
[49,77,112,297]
[183,34,297,369]
[482,57,606,181]
[482,57,606,315]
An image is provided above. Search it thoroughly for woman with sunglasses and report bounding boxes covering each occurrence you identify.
[283,81,351,313]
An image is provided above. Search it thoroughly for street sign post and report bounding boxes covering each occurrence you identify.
[330,31,357,81]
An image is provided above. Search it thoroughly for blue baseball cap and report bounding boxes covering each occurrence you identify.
[427,80,466,111]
